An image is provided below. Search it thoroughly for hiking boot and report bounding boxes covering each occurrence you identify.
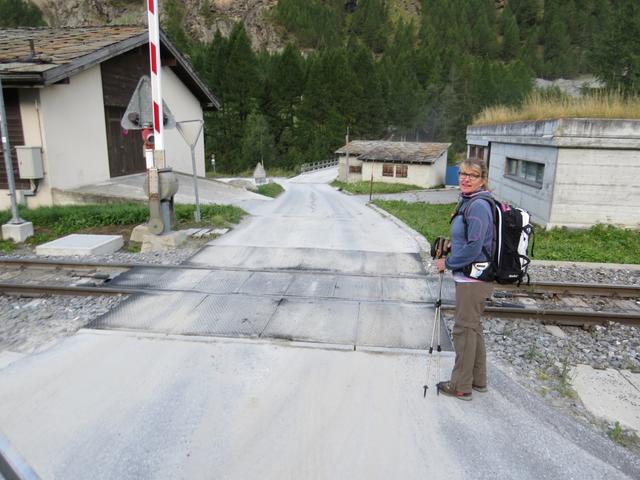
[436,381,472,401]
[472,384,488,393]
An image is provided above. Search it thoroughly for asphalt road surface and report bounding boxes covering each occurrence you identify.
[0,168,638,479]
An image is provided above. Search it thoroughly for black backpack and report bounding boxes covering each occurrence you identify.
[458,197,534,285]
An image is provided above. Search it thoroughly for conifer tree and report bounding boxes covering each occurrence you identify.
[591,0,640,93]
[500,7,521,61]
[0,0,44,27]
[346,41,386,137]
[350,0,389,53]
[163,0,191,53]
[472,12,498,58]
[542,0,575,78]
[240,113,275,171]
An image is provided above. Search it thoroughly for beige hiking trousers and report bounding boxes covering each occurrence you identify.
[450,281,494,394]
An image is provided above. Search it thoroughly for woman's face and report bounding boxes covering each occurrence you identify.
[458,166,485,195]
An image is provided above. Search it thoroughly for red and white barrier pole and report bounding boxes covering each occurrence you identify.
[147,0,164,158]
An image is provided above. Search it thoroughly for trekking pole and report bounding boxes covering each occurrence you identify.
[423,271,444,397]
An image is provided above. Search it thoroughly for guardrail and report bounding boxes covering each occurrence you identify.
[299,159,339,173]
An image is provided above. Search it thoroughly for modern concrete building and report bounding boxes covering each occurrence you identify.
[0,26,219,210]
[336,140,449,189]
[467,119,640,229]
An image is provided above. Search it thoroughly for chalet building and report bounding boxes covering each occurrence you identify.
[336,140,450,189]
[0,26,219,210]
[466,119,640,229]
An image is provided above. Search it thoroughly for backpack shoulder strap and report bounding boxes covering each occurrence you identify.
[460,196,497,261]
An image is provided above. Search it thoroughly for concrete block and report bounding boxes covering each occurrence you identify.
[2,222,34,242]
[36,234,124,256]
[130,224,151,243]
[141,231,187,252]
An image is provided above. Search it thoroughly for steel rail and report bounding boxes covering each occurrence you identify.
[1,279,638,328]
[442,304,640,327]
[500,281,640,298]
[0,282,153,297]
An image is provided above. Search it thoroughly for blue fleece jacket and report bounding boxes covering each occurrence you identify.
[444,190,494,272]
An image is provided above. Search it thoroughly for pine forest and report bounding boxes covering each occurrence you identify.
[3,0,640,174]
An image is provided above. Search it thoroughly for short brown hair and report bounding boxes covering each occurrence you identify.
[459,157,488,180]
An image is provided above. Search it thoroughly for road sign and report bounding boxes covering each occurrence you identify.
[121,75,175,131]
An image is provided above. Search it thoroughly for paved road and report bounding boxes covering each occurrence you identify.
[0,168,638,479]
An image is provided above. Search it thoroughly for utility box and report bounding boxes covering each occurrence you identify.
[16,146,44,179]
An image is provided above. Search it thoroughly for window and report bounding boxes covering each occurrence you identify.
[505,158,544,187]
[349,165,362,173]
[396,164,408,178]
[382,164,394,177]
[468,145,486,160]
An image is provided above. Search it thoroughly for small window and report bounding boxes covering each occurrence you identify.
[396,164,408,178]
[468,145,486,160]
[382,164,394,177]
[505,158,544,188]
[349,165,362,173]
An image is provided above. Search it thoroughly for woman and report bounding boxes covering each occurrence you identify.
[435,157,494,401]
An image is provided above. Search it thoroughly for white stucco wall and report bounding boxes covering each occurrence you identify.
[0,89,56,209]
[40,66,110,190]
[360,151,447,188]
[548,148,640,228]
[337,155,363,182]
[161,68,206,177]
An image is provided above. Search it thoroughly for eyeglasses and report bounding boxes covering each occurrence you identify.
[458,171,482,180]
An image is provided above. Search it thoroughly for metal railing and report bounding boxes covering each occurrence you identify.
[299,158,339,173]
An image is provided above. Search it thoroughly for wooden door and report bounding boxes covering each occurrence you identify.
[105,106,145,177]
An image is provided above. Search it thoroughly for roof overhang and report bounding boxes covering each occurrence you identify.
[0,28,220,111]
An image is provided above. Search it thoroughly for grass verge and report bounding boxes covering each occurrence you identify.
[255,182,284,198]
[332,180,427,195]
[0,202,246,253]
[372,200,640,264]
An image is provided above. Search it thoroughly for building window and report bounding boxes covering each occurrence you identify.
[349,165,362,173]
[505,158,544,188]
[396,164,408,178]
[468,145,486,160]
[382,164,394,177]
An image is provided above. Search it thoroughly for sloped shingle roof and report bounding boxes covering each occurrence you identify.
[0,26,219,109]
[335,140,450,164]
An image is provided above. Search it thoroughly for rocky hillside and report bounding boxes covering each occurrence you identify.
[29,0,424,52]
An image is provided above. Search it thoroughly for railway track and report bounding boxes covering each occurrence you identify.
[0,258,639,327]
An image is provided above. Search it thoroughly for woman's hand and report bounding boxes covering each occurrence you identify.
[436,258,446,273]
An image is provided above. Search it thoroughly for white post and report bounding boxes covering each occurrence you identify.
[147,0,164,159]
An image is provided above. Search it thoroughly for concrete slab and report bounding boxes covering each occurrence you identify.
[1,221,33,242]
[188,245,425,276]
[89,292,207,333]
[182,294,281,337]
[193,270,253,294]
[284,274,337,298]
[35,234,123,256]
[356,302,434,350]
[141,231,187,252]
[333,275,382,300]
[61,172,269,209]
[129,224,150,242]
[381,277,431,302]
[571,364,640,433]
[237,271,294,296]
[261,298,360,344]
